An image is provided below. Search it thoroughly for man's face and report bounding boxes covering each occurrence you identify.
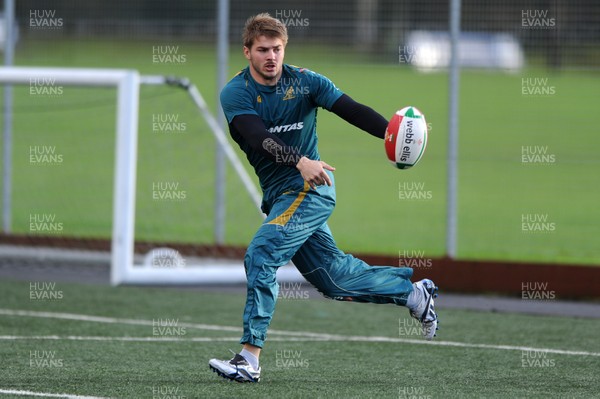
[244,35,285,86]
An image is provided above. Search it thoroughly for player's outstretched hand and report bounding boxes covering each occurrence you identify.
[296,156,335,190]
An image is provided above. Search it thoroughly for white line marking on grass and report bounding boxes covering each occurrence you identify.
[0,335,405,343]
[0,388,110,398]
[1,308,599,357]
[0,309,242,332]
[0,335,241,342]
[1,334,599,357]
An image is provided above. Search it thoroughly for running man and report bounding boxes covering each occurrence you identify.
[209,13,438,383]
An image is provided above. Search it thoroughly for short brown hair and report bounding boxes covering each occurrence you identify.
[242,13,288,49]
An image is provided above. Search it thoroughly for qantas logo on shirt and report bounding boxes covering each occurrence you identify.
[268,122,304,133]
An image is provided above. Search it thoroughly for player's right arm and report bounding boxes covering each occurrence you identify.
[221,77,333,189]
[220,81,300,166]
[229,115,333,189]
[229,114,300,166]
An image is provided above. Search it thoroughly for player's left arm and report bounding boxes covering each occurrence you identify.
[306,70,388,139]
[330,94,388,140]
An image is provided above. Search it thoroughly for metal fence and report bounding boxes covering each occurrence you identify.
[3,0,600,264]
[16,0,600,69]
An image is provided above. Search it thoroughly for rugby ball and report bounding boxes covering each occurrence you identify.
[384,106,428,169]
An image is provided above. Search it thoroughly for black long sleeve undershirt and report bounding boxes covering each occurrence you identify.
[329,94,389,140]
[230,114,302,166]
[228,93,388,166]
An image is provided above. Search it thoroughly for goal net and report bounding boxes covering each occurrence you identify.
[0,66,303,285]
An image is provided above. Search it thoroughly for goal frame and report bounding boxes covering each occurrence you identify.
[0,66,141,285]
[0,66,303,285]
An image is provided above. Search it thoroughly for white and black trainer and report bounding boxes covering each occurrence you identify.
[209,353,261,383]
[409,279,439,340]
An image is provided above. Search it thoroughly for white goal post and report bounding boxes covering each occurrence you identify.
[0,66,303,285]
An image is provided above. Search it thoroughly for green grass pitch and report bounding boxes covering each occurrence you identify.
[0,279,598,398]
[2,39,600,265]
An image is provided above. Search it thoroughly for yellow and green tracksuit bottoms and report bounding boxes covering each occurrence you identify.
[241,172,414,348]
